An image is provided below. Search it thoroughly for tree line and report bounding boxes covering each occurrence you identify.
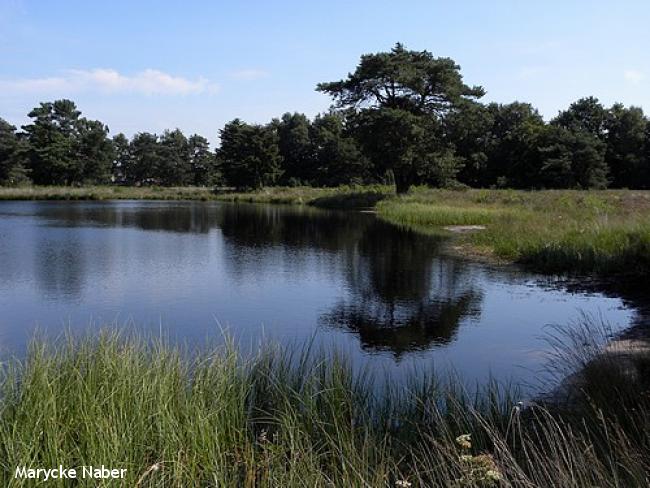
[1,44,649,192]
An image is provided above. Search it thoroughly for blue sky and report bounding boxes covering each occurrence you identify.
[1,0,649,144]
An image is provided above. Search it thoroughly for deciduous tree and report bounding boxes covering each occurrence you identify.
[538,126,608,189]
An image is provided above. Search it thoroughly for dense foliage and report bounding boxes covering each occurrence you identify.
[1,44,649,191]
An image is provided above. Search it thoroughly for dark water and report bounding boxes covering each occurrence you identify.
[0,201,636,390]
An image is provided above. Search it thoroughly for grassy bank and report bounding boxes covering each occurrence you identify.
[212,184,390,207]
[0,329,649,487]
[0,185,219,201]
[372,188,650,274]
[377,188,650,276]
[0,185,387,204]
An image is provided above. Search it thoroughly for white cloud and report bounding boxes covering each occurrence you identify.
[624,69,645,84]
[229,69,269,81]
[0,68,219,95]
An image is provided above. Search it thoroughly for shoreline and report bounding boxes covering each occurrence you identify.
[3,185,650,280]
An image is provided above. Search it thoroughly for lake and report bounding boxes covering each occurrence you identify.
[0,200,637,391]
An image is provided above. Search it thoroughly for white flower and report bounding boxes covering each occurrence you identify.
[455,433,472,449]
[486,469,502,481]
[258,429,268,444]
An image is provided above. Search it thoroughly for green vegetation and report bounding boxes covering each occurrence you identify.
[2,45,650,193]
[220,119,282,190]
[317,43,484,193]
[1,326,648,487]
[0,185,218,201]
[215,184,389,206]
[379,188,650,275]
[378,201,507,227]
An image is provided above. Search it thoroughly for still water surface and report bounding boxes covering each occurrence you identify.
[0,201,637,390]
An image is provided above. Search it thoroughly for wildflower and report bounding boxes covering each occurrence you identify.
[455,433,472,450]
[135,462,162,486]
[395,480,412,488]
[258,429,268,444]
[486,469,502,481]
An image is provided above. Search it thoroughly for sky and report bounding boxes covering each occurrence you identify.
[1,0,649,144]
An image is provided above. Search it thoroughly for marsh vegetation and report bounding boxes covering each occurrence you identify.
[1,323,649,487]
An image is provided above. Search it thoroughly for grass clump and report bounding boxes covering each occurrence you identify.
[378,188,650,276]
[1,329,650,486]
[0,185,219,201]
[216,185,392,208]
[377,201,506,227]
[509,224,650,274]
[0,184,345,204]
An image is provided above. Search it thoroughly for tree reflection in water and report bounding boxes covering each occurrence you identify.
[216,204,485,356]
[0,200,637,374]
[320,221,483,357]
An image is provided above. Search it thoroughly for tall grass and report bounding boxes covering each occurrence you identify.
[378,189,650,276]
[216,185,391,207]
[1,327,649,487]
[377,201,507,227]
[0,186,218,201]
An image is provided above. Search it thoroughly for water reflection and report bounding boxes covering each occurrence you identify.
[321,222,482,357]
[36,201,218,233]
[0,200,638,386]
[35,234,86,300]
[218,203,368,250]
[218,204,369,284]
[216,205,486,356]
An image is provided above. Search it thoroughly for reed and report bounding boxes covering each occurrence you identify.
[1,324,649,487]
[0,186,218,201]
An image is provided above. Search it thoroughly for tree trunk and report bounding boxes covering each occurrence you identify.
[394,171,411,194]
